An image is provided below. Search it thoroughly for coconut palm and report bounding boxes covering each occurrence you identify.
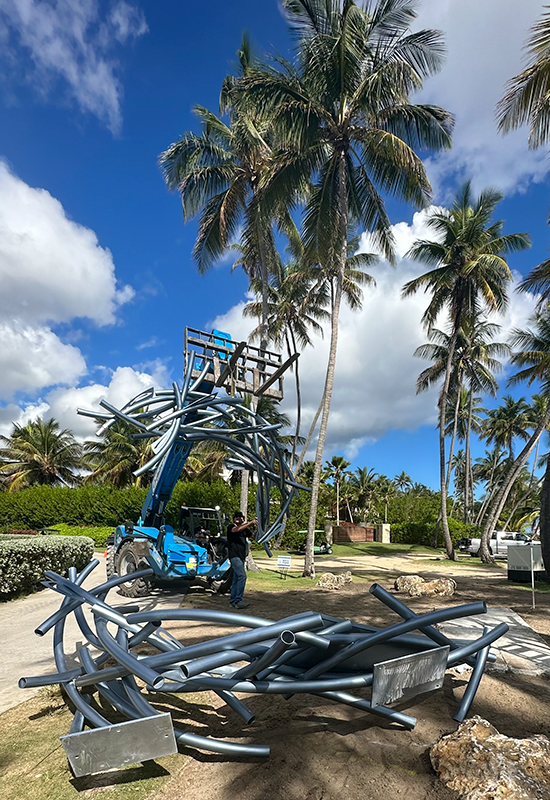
[83,421,154,488]
[375,475,396,523]
[497,7,550,151]
[242,0,453,577]
[482,396,533,464]
[325,455,351,526]
[351,466,378,522]
[394,471,413,492]
[160,37,281,352]
[403,182,530,558]
[0,418,82,490]
[502,313,550,571]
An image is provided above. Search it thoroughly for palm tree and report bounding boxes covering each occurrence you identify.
[394,471,413,492]
[243,0,453,577]
[243,241,329,469]
[403,182,530,558]
[503,313,550,571]
[0,418,82,490]
[497,7,550,151]
[375,475,396,523]
[445,387,485,521]
[160,37,279,352]
[83,421,154,488]
[325,455,351,526]
[351,466,378,522]
[482,396,533,464]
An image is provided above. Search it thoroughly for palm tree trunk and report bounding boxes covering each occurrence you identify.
[288,328,301,471]
[294,395,324,476]
[336,476,340,526]
[480,406,550,561]
[445,383,462,493]
[539,460,550,575]
[439,331,458,560]
[303,151,347,579]
[464,388,474,523]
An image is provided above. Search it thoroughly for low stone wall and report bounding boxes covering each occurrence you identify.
[332,525,374,543]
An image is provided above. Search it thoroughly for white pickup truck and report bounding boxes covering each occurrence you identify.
[458,530,532,557]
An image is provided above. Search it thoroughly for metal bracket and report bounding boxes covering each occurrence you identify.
[371,646,450,707]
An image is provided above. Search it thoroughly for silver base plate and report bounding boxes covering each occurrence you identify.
[371,646,450,707]
[61,713,177,777]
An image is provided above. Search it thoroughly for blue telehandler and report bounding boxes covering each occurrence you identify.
[80,327,301,598]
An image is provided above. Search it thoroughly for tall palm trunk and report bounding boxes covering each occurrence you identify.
[445,383,462,493]
[336,476,341,526]
[438,330,458,559]
[294,395,324,476]
[304,151,347,578]
[480,406,550,561]
[464,387,474,523]
[288,328,302,470]
[539,459,550,575]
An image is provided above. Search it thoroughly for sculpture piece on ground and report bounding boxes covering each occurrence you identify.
[19,565,509,777]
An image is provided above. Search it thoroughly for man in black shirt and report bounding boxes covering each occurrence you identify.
[227,510,257,609]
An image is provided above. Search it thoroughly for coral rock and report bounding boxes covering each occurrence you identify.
[317,571,353,590]
[430,716,550,799]
[394,575,456,597]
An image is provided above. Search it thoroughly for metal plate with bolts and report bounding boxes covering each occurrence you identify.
[60,713,177,777]
[371,646,450,707]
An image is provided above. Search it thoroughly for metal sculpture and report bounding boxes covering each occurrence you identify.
[19,560,509,776]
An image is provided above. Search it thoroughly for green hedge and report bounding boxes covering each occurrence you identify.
[0,481,240,530]
[50,523,114,548]
[0,535,94,598]
[390,518,481,548]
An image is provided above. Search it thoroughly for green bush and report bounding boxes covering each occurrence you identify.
[0,535,94,598]
[50,523,114,548]
[0,481,240,530]
[390,518,481,548]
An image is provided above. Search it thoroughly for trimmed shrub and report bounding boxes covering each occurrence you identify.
[390,518,481,548]
[0,535,94,598]
[0,481,240,530]
[50,523,114,548]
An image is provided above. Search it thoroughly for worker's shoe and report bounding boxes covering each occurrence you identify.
[230,600,249,609]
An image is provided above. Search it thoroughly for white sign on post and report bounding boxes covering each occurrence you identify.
[277,555,291,579]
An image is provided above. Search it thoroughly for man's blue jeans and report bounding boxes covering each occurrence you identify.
[229,556,247,603]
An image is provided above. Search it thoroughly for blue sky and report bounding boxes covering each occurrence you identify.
[0,0,549,491]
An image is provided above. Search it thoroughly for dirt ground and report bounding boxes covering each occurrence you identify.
[140,567,550,800]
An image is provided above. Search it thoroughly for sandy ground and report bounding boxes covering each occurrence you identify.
[142,566,550,800]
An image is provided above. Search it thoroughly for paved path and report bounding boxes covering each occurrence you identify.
[439,607,550,675]
[0,556,187,714]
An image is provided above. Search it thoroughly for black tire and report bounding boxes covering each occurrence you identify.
[115,541,153,598]
[106,544,116,578]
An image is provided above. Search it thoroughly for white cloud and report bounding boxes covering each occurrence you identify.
[0,162,133,326]
[415,0,548,195]
[0,164,133,410]
[0,323,86,400]
[0,0,147,132]
[212,210,537,460]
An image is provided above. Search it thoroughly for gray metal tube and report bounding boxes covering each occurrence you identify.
[453,627,491,723]
[215,690,256,725]
[182,650,252,679]
[176,730,269,758]
[447,622,508,666]
[75,613,327,687]
[233,631,296,680]
[176,673,373,694]
[300,602,488,681]
[369,583,496,665]
[79,644,141,722]
[320,691,416,729]
[35,568,154,636]
[126,609,331,650]
[94,617,166,690]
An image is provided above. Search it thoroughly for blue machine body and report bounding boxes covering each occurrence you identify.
[110,330,235,584]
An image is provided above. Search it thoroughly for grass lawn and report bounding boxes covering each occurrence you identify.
[259,542,443,558]
[0,688,181,800]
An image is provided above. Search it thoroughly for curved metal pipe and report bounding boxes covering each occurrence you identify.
[453,627,491,723]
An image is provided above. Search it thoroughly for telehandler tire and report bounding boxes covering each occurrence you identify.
[115,541,153,597]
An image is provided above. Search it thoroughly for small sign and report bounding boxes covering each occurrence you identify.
[277,556,292,569]
[371,646,450,707]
